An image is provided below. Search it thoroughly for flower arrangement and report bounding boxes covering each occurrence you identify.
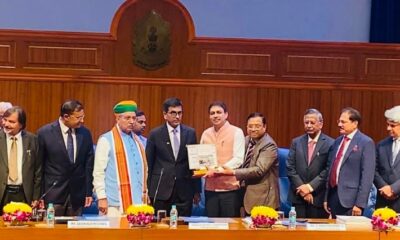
[126,204,154,226]
[2,202,32,225]
[371,207,399,232]
[250,206,278,228]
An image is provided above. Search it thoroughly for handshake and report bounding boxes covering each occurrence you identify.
[192,166,235,178]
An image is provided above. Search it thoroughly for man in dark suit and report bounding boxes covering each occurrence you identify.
[324,107,375,218]
[287,108,334,218]
[146,97,200,216]
[38,100,94,216]
[0,106,41,212]
[374,105,400,212]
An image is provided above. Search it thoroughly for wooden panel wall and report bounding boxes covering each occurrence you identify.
[1,0,400,147]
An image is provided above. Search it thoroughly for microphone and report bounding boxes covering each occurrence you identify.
[152,168,164,207]
[39,180,58,201]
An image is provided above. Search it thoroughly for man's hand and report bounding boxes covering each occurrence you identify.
[193,192,201,205]
[204,168,216,178]
[214,166,234,176]
[352,205,362,216]
[142,193,150,204]
[379,185,394,198]
[323,201,331,215]
[296,184,311,197]
[98,198,108,215]
[303,194,313,204]
[84,196,93,207]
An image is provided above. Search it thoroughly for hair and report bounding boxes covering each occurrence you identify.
[3,106,26,130]
[341,107,362,125]
[208,100,228,113]
[162,97,182,113]
[60,100,84,116]
[0,102,12,112]
[304,108,323,122]
[136,110,145,117]
[247,112,266,125]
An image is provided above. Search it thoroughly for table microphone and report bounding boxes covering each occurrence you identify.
[39,180,58,201]
[152,168,164,207]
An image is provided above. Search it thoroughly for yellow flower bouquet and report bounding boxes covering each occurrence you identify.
[250,206,278,228]
[2,202,32,225]
[126,204,154,226]
[371,207,399,232]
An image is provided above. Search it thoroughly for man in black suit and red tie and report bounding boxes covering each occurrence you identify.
[146,97,200,216]
[375,105,400,212]
[38,100,94,216]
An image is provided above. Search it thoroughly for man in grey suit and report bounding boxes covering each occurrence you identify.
[374,105,400,212]
[324,107,375,218]
[146,97,200,216]
[215,112,279,215]
[287,109,334,218]
[38,100,94,216]
[0,106,41,212]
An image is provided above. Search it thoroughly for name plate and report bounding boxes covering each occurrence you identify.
[306,224,346,231]
[189,222,229,230]
[67,220,110,228]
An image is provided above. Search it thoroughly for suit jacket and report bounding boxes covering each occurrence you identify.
[325,130,375,209]
[374,137,400,211]
[287,133,334,207]
[146,124,200,201]
[235,134,279,213]
[37,121,94,209]
[0,130,41,204]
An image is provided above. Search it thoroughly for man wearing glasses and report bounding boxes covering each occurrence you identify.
[146,97,200,216]
[38,100,94,216]
[374,105,400,212]
[0,102,12,130]
[324,107,375,218]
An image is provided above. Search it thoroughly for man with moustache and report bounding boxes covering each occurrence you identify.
[38,100,94,216]
[374,105,400,212]
[287,108,334,218]
[0,106,41,213]
[202,101,245,217]
[133,110,147,147]
[146,97,200,216]
[213,112,279,215]
[324,107,375,218]
[93,100,148,216]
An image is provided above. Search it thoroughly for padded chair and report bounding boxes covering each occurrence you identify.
[278,148,291,216]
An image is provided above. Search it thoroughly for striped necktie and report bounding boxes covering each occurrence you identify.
[242,139,256,168]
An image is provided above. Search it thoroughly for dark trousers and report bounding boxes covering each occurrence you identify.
[0,185,27,214]
[293,202,329,218]
[205,190,240,217]
[152,183,192,217]
[327,187,354,218]
[53,195,82,216]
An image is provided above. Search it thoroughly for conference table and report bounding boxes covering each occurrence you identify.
[0,218,398,240]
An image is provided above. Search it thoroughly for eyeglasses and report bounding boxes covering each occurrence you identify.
[70,115,85,120]
[168,111,183,117]
[337,119,351,124]
[247,124,264,130]
[387,122,400,128]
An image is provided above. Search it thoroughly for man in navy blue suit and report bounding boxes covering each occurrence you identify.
[324,107,375,218]
[375,105,400,212]
[38,100,94,216]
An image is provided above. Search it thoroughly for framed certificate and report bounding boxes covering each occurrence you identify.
[186,144,217,170]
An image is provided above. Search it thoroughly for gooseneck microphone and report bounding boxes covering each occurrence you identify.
[39,180,58,201]
[152,168,164,207]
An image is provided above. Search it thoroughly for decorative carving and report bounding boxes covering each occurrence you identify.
[133,10,171,70]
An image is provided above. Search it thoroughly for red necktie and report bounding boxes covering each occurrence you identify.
[329,136,350,188]
[307,141,316,165]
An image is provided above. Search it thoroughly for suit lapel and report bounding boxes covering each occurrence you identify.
[21,131,28,168]
[162,125,175,161]
[51,121,70,160]
[301,135,309,165]
[0,131,8,167]
[341,132,359,166]
[385,139,394,167]
[177,125,187,161]
[75,128,83,164]
[310,135,324,164]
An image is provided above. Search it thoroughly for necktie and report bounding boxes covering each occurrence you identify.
[392,139,400,165]
[8,137,18,182]
[242,139,256,168]
[329,136,350,188]
[307,140,316,165]
[172,128,180,159]
[67,128,74,163]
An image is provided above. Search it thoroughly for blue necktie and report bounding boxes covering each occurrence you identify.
[67,128,74,163]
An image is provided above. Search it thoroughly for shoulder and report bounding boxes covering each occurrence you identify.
[262,134,277,146]
[148,124,166,137]
[377,136,392,147]
[22,130,37,140]
[37,121,57,134]
[320,133,334,144]
[181,124,195,132]
[292,134,307,144]
[356,131,374,144]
